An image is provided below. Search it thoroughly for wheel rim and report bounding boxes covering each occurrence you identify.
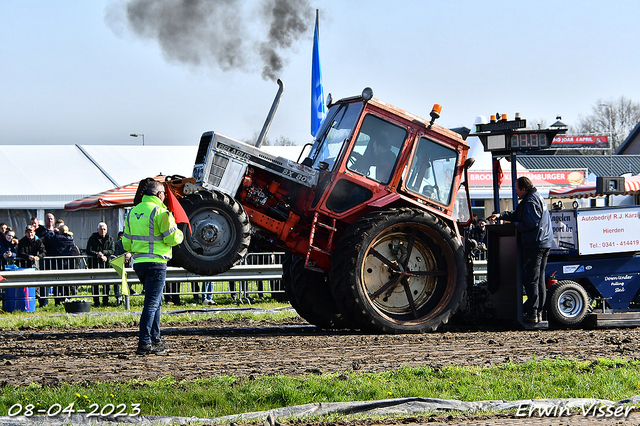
[185,207,237,260]
[360,225,453,321]
[556,289,584,318]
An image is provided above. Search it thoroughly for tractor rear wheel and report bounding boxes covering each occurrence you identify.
[331,208,466,333]
[171,190,251,275]
[283,254,349,329]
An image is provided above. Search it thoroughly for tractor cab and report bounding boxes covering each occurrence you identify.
[302,88,473,229]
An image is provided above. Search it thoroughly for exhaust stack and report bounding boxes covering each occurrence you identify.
[255,79,285,148]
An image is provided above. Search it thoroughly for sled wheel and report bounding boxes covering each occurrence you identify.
[331,208,466,333]
[283,254,349,329]
[171,191,250,275]
[547,280,590,327]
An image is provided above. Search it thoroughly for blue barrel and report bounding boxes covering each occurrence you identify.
[2,287,36,313]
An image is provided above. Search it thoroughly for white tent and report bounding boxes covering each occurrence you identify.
[0,144,198,209]
[0,143,312,247]
[0,144,198,247]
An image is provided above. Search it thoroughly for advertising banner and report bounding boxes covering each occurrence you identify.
[468,169,587,187]
[576,206,640,255]
[550,210,577,254]
[551,135,610,150]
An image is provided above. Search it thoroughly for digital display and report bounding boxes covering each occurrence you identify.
[510,132,550,150]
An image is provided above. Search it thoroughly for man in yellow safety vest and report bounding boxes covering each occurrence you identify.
[123,180,184,355]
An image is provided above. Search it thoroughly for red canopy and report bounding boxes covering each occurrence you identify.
[548,175,640,199]
[64,175,166,211]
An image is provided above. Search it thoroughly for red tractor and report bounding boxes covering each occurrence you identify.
[165,85,475,333]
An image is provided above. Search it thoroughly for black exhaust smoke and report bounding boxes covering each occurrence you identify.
[114,0,313,81]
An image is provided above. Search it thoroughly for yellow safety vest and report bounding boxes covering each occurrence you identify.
[122,195,184,264]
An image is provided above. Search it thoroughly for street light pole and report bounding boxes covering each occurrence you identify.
[600,103,614,206]
[599,104,613,175]
[129,133,145,146]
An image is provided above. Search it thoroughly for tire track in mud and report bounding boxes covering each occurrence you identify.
[1,323,639,387]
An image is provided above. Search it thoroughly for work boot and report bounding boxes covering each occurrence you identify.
[136,343,153,355]
[151,340,168,355]
[136,341,168,355]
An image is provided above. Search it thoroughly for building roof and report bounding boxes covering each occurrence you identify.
[517,155,640,178]
[617,121,640,155]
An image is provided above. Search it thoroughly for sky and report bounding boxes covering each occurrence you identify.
[1,0,640,148]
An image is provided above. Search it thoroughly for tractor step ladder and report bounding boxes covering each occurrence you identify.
[305,212,336,272]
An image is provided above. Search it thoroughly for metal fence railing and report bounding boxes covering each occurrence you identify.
[1,253,489,310]
[0,253,285,308]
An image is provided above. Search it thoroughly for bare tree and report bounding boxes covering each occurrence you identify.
[527,118,548,130]
[572,96,640,152]
[243,132,297,146]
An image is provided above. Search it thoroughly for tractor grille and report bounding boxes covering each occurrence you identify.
[207,154,229,187]
[195,133,213,165]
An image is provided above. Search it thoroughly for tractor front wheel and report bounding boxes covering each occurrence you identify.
[171,191,251,275]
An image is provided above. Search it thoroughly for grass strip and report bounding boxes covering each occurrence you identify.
[0,300,297,330]
[1,358,639,419]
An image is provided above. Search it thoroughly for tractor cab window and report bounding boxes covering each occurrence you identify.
[347,115,407,184]
[307,102,364,171]
[406,137,458,205]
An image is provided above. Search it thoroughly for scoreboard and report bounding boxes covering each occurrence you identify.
[471,116,564,154]
[509,132,551,150]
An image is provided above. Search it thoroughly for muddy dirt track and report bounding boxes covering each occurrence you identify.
[2,317,640,386]
[3,317,640,424]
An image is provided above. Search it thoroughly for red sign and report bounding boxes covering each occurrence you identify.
[551,135,609,149]
[469,170,587,187]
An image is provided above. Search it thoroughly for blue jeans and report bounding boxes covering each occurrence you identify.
[203,282,213,300]
[134,263,166,345]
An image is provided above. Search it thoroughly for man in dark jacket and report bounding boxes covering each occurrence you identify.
[18,225,48,306]
[86,222,116,306]
[18,226,46,267]
[488,176,552,324]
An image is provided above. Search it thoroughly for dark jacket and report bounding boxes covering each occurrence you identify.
[86,232,115,268]
[18,236,46,267]
[500,187,552,249]
[46,233,74,256]
[34,225,48,240]
[470,226,487,246]
[0,237,17,263]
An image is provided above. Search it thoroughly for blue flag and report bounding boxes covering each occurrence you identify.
[311,10,326,137]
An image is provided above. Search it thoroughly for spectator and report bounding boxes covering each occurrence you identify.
[18,225,47,306]
[114,231,132,266]
[40,213,57,267]
[202,281,215,305]
[18,225,45,267]
[0,223,7,238]
[114,230,135,295]
[164,282,181,305]
[228,280,246,302]
[191,282,201,304]
[31,216,46,239]
[46,224,75,304]
[0,229,18,270]
[470,219,488,259]
[86,222,117,306]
